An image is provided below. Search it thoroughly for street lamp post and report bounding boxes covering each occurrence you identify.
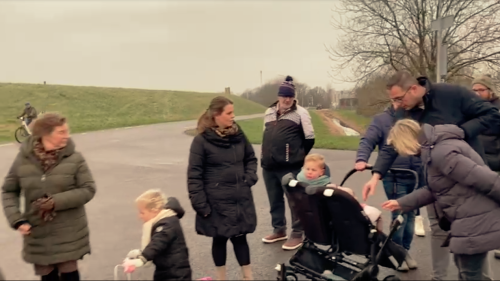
[431,0,454,83]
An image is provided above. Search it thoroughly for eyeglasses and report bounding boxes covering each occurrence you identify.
[391,87,411,103]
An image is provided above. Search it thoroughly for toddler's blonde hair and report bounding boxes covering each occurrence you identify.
[387,119,421,156]
[136,189,167,211]
[304,153,326,169]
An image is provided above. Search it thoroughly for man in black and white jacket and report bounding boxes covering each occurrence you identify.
[260,75,316,250]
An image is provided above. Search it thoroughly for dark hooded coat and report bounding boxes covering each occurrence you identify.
[187,124,258,238]
[398,124,500,255]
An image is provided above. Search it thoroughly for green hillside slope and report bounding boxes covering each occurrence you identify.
[0,83,265,142]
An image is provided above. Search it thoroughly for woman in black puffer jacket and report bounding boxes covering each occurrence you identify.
[187,96,258,280]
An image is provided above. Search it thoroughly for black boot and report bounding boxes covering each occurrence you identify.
[41,268,59,281]
[60,270,80,281]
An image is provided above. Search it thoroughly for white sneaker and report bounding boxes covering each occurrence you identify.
[414,215,425,237]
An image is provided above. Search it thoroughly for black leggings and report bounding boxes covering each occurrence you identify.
[41,268,80,281]
[212,235,250,267]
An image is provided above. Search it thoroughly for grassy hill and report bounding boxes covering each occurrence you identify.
[0,83,266,143]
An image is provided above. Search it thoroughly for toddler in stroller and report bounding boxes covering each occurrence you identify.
[275,155,417,281]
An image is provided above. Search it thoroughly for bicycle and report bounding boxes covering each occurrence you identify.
[14,117,32,143]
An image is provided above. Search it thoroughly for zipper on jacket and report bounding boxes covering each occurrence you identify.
[269,109,287,164]
[232,145,240,223]
[285,143,289,162]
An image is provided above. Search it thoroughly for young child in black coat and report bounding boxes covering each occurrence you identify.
[122,189,192,281]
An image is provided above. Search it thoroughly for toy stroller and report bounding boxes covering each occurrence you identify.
[275,167,419,281]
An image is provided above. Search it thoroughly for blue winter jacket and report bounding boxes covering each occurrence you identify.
[356,106,422,178]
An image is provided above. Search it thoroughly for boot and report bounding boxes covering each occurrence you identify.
[397,261,409,272]
[495,249,500,259]
[41,268,59,281]
[414,215,426,237]
[215,266,226,280]
[60,271,79,281]
[241,265,253,280]
[405,253,418,269]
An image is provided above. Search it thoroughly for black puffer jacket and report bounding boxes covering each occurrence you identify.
[187,124,258,238]
[478,97,500,172]
[141,197,191,281]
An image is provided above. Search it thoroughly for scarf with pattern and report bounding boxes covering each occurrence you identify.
[33,139,63,172]
[212,122,239,138]
[31,139,64,222]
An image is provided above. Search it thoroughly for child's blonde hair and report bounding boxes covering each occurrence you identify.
[387,119,421,156]
[304,153,326,169]
[136,189,167,212]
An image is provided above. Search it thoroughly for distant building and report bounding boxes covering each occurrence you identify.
[332,90,357,109]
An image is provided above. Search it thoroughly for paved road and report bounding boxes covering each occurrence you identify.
[0,114,499,280]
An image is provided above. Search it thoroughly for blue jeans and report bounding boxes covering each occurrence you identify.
[383,176,416,250]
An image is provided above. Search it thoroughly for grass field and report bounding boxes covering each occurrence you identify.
[185,110,362,150]
[0,83,266,143]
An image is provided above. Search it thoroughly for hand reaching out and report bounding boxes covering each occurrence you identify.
[382,200,401,212]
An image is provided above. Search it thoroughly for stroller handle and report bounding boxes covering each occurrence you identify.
[339,166,419,191]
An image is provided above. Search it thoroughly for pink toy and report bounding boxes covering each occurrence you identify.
[124,264,136,273]
[198,277,213,280]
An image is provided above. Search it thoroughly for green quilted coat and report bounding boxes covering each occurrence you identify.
[1,136,96,265]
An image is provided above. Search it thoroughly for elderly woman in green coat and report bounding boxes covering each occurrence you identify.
[1,113,96,281]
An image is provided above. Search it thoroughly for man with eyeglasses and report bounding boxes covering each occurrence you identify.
[362,70,500,280]
[472,75,500,260]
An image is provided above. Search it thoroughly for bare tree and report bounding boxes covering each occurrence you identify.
[328,0,500,84]
[354,72,393,116]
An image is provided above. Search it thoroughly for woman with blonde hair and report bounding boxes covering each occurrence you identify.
[382,119,500,280]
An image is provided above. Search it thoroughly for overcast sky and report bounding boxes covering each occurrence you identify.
[0,1,352,94]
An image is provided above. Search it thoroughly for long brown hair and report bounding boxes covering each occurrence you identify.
[197,96,233,134]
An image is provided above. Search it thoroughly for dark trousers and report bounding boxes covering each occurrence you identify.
[262,167,303,237]
[212,235,250,267]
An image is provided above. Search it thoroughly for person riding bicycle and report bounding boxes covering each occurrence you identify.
[17,102,38,126]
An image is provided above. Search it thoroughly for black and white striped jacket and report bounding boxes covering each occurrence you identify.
[261,100,315,170]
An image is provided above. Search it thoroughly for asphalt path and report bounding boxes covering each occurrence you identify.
[0,114,499,280]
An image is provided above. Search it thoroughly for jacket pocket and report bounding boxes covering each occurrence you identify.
[213,203,238,226]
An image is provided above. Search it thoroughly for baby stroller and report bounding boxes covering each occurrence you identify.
[275,167,418,281]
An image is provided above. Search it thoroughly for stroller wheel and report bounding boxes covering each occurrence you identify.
[383,275,401,281]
